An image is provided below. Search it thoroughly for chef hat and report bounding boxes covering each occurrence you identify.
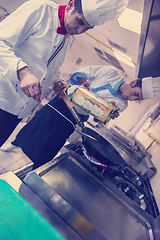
[142,77,160,99]
[81,0,129,26]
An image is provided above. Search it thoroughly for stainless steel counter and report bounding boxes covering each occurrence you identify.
[32,153,160,240]
[1,151,160,240]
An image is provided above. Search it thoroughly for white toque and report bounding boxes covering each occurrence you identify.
[81,0,129,26]
[142,76,160,99]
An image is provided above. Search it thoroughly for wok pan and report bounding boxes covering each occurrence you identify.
[82,127,125,167]
[60,89,125,167]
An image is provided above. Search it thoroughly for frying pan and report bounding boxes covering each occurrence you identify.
[60,89,125,167]
[82,127,125,166]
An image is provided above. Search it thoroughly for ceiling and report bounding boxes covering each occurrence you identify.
[0,0,144,81]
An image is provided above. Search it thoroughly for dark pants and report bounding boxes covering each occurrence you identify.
[0,109,22,147]
[12,96,77,169]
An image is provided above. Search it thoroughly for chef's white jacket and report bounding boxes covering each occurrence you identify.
[0,0,74,118]
[68,65,128,115]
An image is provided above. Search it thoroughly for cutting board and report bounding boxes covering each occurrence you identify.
[0,179,65,240]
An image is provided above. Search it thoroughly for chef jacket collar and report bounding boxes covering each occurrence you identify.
[57,5,68,35]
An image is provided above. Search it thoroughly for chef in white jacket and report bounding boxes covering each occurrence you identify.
[1,64,160,169]
[68,65,128,119]
[0,0,129,147]
[68,65,160,121]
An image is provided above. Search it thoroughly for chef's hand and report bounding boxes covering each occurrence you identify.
[110,102,120,119]
[18,67,42,102]
[77,77,90,90]
[53,81,67,96]
[81,81,90,90]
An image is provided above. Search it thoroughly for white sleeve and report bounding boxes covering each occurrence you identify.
[0,1,48,83]
[76,65,121,81]
[75,66,101,80]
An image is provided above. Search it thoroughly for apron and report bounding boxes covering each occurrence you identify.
[14,95,76,168]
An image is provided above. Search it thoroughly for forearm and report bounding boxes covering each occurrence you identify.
[17,66,42,101]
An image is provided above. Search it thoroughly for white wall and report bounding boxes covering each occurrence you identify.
[107,97,160,133]
[0,0,26,12]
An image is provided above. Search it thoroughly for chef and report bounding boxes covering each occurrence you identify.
[67,65,129,120]
[2,64,160,169]
[0,0,129,147]
[68,65,160,110]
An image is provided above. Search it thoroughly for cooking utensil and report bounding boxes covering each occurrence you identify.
[60,89,125,167]
[82,127,125,166]
[60,89,84,128]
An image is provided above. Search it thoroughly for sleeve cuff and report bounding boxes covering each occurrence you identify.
[17,60,28,72]
[4,58,28,84]
[52,71,65,83]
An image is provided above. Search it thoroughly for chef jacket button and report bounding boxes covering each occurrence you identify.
[43,78,45,81]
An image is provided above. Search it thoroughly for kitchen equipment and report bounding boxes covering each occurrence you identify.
[44,89,97,142]
[109,124,152,162]
[71,86,117,123]
[59,89,97,141]
[60,89,126,167]
[82,126,125,166]
[31,151,160,240]
[60,89,84,128]
[64,140,159,219]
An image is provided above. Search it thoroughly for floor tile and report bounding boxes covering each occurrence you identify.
[0,166,7,175]
[5,161,22,172]
[7,148,27,161]
[0,151,16,168]
[17,156,33,167]
[0,121,32,174]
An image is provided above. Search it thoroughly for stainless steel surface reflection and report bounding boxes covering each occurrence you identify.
[23,171,106,240]
[32,153,158,240]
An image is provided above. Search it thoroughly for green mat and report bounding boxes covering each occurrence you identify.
[0,179,65,240]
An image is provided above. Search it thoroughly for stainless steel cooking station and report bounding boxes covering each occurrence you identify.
[21,130,160,240]
[101,124,156,179]
[1,121,160,239]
